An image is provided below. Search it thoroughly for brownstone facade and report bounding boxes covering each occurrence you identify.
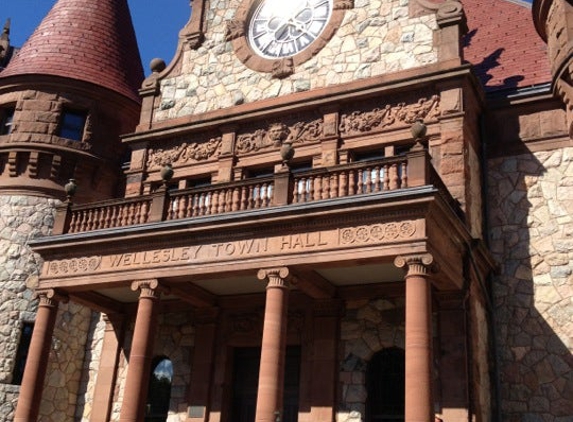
[0,0,571,422]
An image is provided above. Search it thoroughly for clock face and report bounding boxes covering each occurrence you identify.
[247,0,333,59]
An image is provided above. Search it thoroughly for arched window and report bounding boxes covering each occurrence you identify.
[366,347,405,422]
[145,357,173,422]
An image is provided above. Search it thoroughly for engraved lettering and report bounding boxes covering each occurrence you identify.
[281,236,292,250]
[123,253,133,266]
[109,254,123,267]
[225,243,236,255]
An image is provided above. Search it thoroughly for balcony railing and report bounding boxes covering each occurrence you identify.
[52,148,450,235]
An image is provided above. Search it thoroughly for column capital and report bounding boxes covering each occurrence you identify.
[131,279,170,299]
[394,253,437,278]
[35,289,69,307]
[257,267,291,288]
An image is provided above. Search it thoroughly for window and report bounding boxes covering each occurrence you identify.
[0,106,15,135]
[366,348,405,422]
[145,357,173,422]
[12,322,34,385]
[58,109,87,141]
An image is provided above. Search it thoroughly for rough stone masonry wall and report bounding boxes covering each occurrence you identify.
[487,147,573,422]
[0,195,92,422]
[155,0,438,120]
[0,195,57,421]
[336,297,405,422]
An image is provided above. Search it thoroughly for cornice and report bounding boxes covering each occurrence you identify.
[30,185,440,256]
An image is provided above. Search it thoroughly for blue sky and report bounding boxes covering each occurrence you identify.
[1,1,190,75]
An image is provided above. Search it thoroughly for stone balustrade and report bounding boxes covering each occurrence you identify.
[52,149,445,235]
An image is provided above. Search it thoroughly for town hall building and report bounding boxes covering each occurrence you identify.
[0,0,571,421]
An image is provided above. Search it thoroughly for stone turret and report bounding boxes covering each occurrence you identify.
[0,0,143,420]
[533,0,573,137]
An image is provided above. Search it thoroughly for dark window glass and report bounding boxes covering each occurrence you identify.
[0,106,15,135]
[12,322,34,385]
[59,110,87,141]
[366,347,405,422]
[145,357,173,422]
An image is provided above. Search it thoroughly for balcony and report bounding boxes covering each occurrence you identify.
[53,147,461,235]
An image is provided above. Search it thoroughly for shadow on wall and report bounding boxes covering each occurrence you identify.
[487,138,573,421]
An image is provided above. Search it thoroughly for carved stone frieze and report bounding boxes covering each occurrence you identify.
[236,119,324,155]
[339,95,440,135]
[146,136,222,169]
[47,256,102,276]
[339,221,417,245]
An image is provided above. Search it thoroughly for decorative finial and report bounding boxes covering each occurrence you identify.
[64,179,77,202]
[280,141,295,167]
[160,163,174,187]
[2,19,10,37]
[410,119,427,151]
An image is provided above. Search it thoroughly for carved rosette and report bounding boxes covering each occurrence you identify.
[257,267,291,289]
[131,279,170,299]
[394,254,436,278]
[36,289,69,307]
[146,137,223,169]
[339,96,440,135]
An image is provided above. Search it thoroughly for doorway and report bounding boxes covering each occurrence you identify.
[231,346,300,422]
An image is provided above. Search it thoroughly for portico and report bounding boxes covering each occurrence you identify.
[19,149,493,422]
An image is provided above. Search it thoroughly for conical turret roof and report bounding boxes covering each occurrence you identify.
[0,0,144,103]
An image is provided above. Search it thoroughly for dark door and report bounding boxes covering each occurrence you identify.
[366,348,405,422]
[231,346,300,422]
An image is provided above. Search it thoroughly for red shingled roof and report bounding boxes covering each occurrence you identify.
[463,0,551,92]
[0,0,144,103]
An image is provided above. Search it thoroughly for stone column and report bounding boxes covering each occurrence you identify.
[395,254,435,422]
[187,307,219,422]
[14,289,68,422]
[90,313,125,422]
[255,267,291,422]
[119,280,167,422]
